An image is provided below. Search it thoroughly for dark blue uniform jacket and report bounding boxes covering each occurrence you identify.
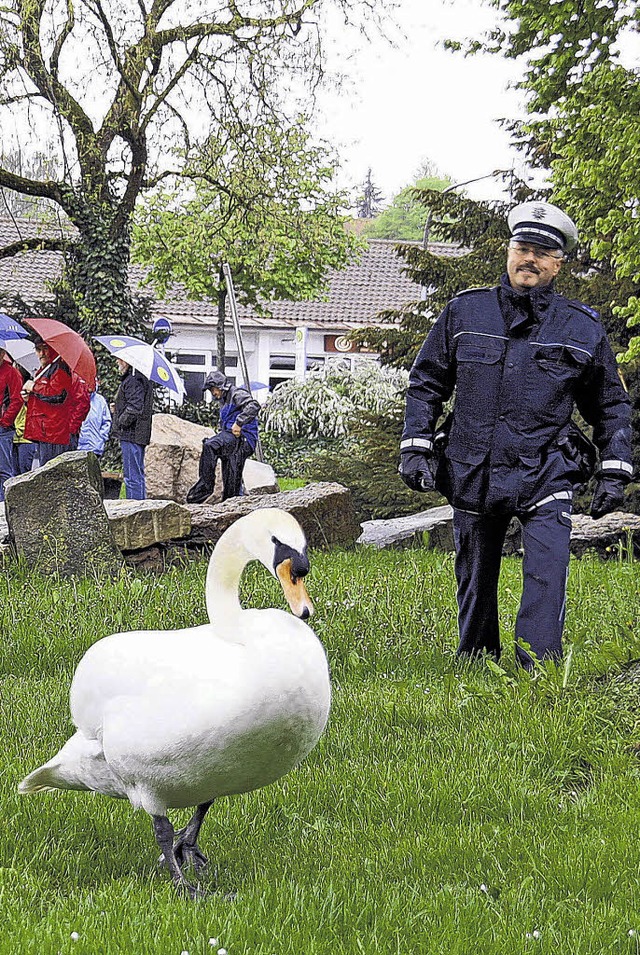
[402,276,632,515]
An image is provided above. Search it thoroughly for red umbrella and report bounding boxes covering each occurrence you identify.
[23,318,97,389]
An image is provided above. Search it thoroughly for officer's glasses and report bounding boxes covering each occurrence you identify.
[508,241,564,261]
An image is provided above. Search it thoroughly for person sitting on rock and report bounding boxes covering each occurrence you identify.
[186,370,260,504]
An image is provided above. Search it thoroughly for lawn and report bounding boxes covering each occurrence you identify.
[1,544,640,954]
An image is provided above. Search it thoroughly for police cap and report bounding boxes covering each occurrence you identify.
[507,201,578,253]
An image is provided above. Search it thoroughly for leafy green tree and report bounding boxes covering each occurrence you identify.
[0,0,389,338]
[451,0,640,360]
[133,116,361,371]
[363,164,452,241]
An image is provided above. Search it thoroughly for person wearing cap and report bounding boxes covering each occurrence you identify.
[186,370,260,504]
[399,201,633,669]
[0,346,23,499]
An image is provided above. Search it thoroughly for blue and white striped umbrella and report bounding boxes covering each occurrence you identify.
[94,334,186,398]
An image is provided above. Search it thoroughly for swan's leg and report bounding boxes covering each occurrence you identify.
[152,815,200,899]
[173,800,213,872]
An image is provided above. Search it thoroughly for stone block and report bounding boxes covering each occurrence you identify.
[4,451,123,577]
[185,482,360,550]
[104,499,192,551]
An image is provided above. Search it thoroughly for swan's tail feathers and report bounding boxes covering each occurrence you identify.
[18,732,125,798]
[18,761,85,794]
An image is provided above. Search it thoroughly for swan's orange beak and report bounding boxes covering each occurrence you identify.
[276,558,314,619]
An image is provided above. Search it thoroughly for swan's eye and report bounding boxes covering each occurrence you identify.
[273,540,309,580]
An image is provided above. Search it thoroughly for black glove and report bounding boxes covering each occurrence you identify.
[398,450,435,492]
[590,475,626,519]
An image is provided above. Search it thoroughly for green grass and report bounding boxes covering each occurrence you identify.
[276,477,307,491]
[1,547,640,954]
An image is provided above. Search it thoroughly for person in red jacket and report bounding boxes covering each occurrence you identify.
[68,372,91,450]
[23,340,73,467]
[0,346,23,500]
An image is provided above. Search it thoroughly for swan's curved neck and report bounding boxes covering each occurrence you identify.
[205,531,250,627]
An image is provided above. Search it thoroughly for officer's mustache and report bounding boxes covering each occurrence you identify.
[517,263,540,274]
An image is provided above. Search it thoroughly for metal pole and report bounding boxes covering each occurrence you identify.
[222,261,264,463]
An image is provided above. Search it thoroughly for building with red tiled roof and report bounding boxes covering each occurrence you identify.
[0,215,457,400]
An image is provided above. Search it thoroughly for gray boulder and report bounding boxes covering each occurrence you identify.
[145,413,278,503]
[569,511,640,559]
[185,482,361,550]
[358,504,640,559]
[4,451,123,577]
[104,499,192,552]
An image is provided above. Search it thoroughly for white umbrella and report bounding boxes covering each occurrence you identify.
[94,334,186,400]
[0,337,39,375]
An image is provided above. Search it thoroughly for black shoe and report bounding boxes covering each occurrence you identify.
[186,484,212,504]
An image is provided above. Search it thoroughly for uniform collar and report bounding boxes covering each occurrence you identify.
[499,273,556,329]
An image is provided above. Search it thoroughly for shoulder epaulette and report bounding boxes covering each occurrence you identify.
[454,286,495,298]
[567,299,599,321]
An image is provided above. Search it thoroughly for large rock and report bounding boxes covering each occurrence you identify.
[4,451,123,577]
[569,510,640,559]
[358,505,640,559]
[358,505,455,551]
[104,499,192,551]
[185,482,361,550]
[145,413,278,503]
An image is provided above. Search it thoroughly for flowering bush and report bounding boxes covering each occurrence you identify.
[262,359,409,438]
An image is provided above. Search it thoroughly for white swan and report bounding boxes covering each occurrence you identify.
[19,508,331,897]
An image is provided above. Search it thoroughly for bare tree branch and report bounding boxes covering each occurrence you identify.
[0,165,62,202]
[50,0,75,79]
[0,236,70,258]
[139,37,203,134]
[152,0,319,51]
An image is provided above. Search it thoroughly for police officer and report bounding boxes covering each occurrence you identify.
[400,202,633,668]
[186,370,260,503]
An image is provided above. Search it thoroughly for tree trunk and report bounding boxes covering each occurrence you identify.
[62,206,137,338]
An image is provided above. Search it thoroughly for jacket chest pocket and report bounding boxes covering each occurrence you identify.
[456,337,505,365]
[455,337,505,409]
[532,344,590,383]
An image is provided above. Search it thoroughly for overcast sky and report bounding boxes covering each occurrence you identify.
[315,0,528,206]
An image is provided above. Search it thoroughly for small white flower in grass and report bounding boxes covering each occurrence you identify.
[218,949,228,955]
[480,883,488,893]
[533,930,541,939]
[209,941,219,948]
[629,929,637,937]
[70,932,80,941]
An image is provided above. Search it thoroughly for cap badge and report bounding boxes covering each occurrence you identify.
[531,205,547,220]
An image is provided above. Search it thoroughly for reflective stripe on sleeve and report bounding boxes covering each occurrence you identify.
[400,437,433,451]
[600,460,633,476]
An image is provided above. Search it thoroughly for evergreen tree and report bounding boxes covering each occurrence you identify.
[356,169,384,218]
[363,170,452,242]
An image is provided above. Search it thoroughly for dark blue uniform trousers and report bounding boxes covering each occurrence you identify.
[453,499,572,668]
